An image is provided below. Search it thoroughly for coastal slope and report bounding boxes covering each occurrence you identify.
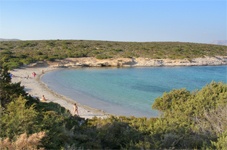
[29,56,227,68]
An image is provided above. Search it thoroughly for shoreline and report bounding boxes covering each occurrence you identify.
[11,66,109,119]
[10,56,227,119]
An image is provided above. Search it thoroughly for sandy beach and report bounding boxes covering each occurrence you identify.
[10,66,109,119]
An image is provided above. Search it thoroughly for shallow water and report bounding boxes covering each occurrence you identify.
[41,66,227,117]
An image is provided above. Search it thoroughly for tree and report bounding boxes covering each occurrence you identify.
[0,66,27,108]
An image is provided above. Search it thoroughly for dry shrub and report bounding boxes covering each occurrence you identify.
[195,106,227,136]
[0,132,45,150]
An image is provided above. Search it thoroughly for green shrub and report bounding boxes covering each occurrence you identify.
[0,96,38,139]
[212,130,227,149]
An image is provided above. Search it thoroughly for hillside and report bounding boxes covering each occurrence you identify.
[211,40,227,46]
[0,40,227,69]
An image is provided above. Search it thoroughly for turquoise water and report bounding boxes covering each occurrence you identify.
[41,66,227,117]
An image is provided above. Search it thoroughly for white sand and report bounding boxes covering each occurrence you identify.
[10,66,109,119]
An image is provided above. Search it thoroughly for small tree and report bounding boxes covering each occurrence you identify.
[0,96,38,139]
[0,66,27,108]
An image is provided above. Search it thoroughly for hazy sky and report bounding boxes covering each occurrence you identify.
[0,0,226,43]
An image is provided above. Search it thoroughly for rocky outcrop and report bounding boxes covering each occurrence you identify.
[133,56,227,67]
[28,56,227,68]
[47,58,134,68]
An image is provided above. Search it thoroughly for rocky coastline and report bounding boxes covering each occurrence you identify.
[27,56,227,68]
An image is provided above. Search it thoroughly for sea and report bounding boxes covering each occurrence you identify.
[41,66,227,118]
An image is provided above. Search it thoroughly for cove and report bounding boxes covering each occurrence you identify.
[41,66,227,118]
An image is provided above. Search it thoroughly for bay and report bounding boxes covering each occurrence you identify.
[41,66,227,117]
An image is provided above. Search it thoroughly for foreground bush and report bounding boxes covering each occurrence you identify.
[152,82,227,149]
[0,132,45,150]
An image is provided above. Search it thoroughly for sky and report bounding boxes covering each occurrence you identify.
[0,0,226,44]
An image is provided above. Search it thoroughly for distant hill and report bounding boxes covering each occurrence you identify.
[211,40,227,46]
[0,38,20,41]
[0,40,226,69]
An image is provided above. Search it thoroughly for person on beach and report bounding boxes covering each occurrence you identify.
[41,95,47,102]
[32,72,36,78]
[73,103,79,115]
[9,73,13,79]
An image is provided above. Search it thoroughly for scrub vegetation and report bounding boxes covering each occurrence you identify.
[0,40,226,69]
[0,65,227,149]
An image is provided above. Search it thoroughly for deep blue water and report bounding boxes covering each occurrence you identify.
[41,66,227,117]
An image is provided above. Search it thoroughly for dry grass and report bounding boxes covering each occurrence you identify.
[0,132,45,150]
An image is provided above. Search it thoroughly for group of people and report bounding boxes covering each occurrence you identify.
[24,72,36,79]
[30,69,79,116]
[10,69,80,117]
